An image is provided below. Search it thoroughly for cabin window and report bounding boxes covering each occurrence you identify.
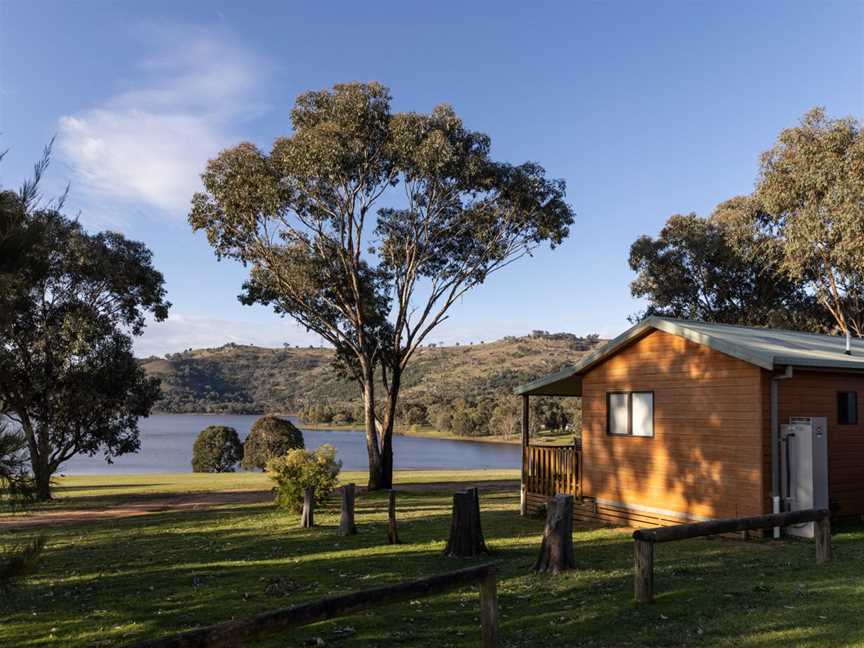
[607,391,654,437]
[838,391,858,425]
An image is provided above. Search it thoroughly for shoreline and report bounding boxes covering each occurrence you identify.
[152,412,528,446]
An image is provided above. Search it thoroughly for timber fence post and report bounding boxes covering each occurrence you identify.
[387,490,400,545]
[634,538,654,603]
[301,486,315,528]
[815,515,832,564]
[479,566,498,648]
[338,483,357,536]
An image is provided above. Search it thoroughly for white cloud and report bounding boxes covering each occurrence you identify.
[57,25,269,218]
[135,314,323,358]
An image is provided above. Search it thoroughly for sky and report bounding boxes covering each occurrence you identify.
[1,1,862,357]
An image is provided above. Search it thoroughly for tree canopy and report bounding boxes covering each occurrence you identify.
[191,426,243,473]
[0,151,170,499]
[190,82,574,488]
[242,415,305,471]
[755,108,864,336]
[629,197,829,331]
[630,107,860,336]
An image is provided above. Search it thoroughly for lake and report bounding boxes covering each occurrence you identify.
[60,414,521,474]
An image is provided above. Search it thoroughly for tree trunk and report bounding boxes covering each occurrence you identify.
[33,468,52,501]
[338,483,357,536]
[444,487,489,558]
[533,494,576,574]
[22,420,51,501]
[379,370,401,490]
[301,486,315,528]
[362,370,385,491]
[387,490,400,545]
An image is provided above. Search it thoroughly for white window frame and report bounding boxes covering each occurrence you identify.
[606,391,654,437]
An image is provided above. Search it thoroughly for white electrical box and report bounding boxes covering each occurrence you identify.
[780,416,829,538]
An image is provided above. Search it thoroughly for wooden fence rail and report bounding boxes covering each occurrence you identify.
[633,508,831,603]
[124,564,498,648]
[523,444,580,498]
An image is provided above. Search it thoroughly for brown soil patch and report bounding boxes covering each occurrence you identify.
[0,479,519,531]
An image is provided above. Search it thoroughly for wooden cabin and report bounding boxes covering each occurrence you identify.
[516,317,864,527]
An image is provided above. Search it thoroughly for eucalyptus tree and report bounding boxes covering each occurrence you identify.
[755,108,864,336]
[0,152,170,499]
[190,82,574,489]
[629,197,829,331]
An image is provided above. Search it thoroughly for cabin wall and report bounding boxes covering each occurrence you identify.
[580,329,767,523]
[775,370,864,516]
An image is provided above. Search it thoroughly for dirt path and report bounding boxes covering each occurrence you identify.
[0,479,519,530]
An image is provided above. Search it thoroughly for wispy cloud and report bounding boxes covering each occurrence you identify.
[57,25,269,218]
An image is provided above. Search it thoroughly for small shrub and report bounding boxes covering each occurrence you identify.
[267,444,342,512]
[242,415,305,471]
[191,426,243,473]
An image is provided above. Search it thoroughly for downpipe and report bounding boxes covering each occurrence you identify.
[771,366,794,538]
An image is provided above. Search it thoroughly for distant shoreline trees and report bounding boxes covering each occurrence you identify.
[190,82,575,489]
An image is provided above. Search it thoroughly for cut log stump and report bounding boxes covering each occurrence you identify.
[338,483,357,536]
[301,486,315,528]
[387,490,400,545]
[444,487,489,558]
[533,494,576,574]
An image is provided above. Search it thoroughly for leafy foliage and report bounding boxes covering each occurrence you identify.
[0,424,34,505]
[755,108,864,336]
[0,147,170,499]
[191,426,243,473]
[629,200,830,331]
[267,444,342,512]
[189,81,574,488]
[242,415,305,471]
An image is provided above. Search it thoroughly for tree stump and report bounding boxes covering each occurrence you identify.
[533,494,576,574]
[444,487,489,557]
[338,483,357,536]
[301,486,315,528]
[387,490,400,544]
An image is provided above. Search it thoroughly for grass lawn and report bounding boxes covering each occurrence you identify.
[2,473,864,647]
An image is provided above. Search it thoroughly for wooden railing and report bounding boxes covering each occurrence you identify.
[632,509,831,603]
[523,444,580,498]
[124,564,498,648]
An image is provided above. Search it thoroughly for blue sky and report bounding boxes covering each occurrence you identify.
[1,1,862,356]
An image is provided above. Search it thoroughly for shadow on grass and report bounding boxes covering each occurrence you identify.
[5,492,864,648]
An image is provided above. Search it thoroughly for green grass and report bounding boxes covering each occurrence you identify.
[2,475,864,647]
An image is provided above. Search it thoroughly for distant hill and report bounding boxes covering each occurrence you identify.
[143,332,600,413]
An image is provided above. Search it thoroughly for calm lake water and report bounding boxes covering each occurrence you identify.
[60,414,520,474]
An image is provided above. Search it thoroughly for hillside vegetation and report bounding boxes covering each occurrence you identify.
[141,332,600,438]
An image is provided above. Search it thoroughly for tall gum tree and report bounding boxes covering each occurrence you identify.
[190,82,574,489]
[756,108,864,336]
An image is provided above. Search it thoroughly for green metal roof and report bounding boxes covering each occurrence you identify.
[514,316,864,396]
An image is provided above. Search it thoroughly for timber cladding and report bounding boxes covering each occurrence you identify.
[775,369,864,516]
[580,329,766,521]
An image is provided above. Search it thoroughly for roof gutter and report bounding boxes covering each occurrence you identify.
[770,365,794,538]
